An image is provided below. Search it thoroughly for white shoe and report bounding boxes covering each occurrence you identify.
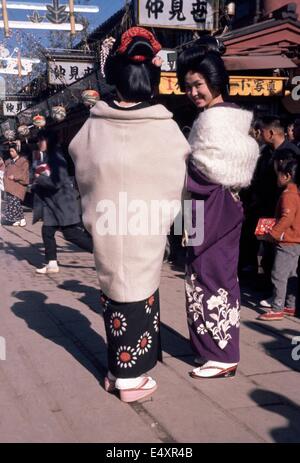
[116,376,158,403]
[12,221,20,226]
[19,219,26,227]
[260,298,272,308]
[36,261,59,274]
[190,361,238,379]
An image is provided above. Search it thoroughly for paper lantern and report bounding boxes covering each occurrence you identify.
[51,105,66,122]
[4,129,16,141]
[33,114,46,128]
[17,125,30,137]
[82,89,100,107]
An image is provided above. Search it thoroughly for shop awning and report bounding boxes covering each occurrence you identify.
[223,54,297,71]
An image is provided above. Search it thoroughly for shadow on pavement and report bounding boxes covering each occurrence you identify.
[250,389,300,443]
[243,320,300,372]
[11,290,108,385]
[3,238,94,270]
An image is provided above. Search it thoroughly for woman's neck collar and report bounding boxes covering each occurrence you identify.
[114,100,142,108]
[206,95,224,109]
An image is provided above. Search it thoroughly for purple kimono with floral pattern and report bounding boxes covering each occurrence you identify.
[185,160,244,363]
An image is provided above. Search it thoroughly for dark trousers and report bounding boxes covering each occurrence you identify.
[271,244,300,311]
[42,224,93,262]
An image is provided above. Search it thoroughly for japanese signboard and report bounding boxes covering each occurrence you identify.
[3,100,30,116]
[159,72,183,95]
[159,74,288,96]
[48,60,95,85]
[158,49,177,72]
[136,0,214,30]
[229,76,288,97]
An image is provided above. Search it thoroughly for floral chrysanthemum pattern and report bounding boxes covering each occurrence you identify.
[185,273,205,325]
[197,324,208,335]
[136,331,152,356]
[185,274,240,350]
[206,289,240,349]
[145,295,155,314]
[116,346,137,368]
[153,313,159,333]
[103,289,160,372]
[110,312,127,337]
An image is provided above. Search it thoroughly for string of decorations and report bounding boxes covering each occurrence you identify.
[1,2,135,139]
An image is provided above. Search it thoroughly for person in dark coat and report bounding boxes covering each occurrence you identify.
[294,119,300,149]
[258,116,300,218]
[32,129,93,274]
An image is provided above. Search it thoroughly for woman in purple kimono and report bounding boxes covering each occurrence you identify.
[177,44,259,378]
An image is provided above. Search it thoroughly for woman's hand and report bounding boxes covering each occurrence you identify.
[152,55,163,68]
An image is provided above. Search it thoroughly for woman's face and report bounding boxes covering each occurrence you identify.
[184,71,216,109]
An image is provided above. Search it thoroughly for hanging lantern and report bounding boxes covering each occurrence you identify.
[51,105,66,122]
[17,125,30,137]
[4,129,16,141]
[32,114,46,128]
[82,89,100,107]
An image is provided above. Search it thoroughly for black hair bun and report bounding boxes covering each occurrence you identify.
[126,37,156,61]
[194,35,226,56]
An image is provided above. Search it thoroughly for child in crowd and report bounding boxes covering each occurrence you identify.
[259,151,300,320]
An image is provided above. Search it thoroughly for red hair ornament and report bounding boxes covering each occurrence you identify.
[117,27,162,63]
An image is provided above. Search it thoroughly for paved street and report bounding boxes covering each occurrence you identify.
[0,210,300,443]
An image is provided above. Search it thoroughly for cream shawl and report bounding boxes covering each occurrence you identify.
[188,106,260,189]
[69,101,190,302]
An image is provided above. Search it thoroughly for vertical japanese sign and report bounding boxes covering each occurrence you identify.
[137,0,215,30]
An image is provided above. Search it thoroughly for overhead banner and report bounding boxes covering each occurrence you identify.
[136,0,215,30]
[0,1,100,36]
